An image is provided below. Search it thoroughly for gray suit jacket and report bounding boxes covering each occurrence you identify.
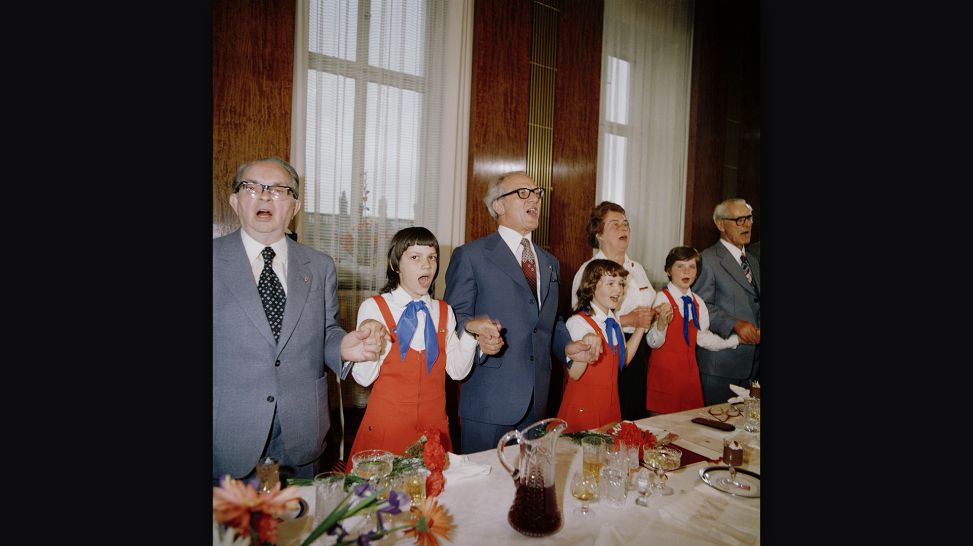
[693,242,761,380]
[213,230,347,479]
[443,232,572,426]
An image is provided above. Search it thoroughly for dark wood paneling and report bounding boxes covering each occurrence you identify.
[212,0,295,236]
[685,0,760,251]
[547,0,603,416]
[551,0,603,318]
[466,0,533,241]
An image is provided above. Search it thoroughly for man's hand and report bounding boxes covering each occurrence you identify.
[733,320,761,344]
[566,334,602,363]
[341,319,388,361]
[465,317,505,355]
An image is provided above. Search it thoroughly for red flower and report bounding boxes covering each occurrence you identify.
[426,470,446,497]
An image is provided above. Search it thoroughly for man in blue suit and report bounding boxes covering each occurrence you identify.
[444,171,599,454]
[213,157,386,481]
[693,198,761,406]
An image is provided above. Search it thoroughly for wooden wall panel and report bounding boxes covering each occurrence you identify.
[466,0,533,241]
[551,0,603,318]
[685,0,760,251]
[212,0,295,237]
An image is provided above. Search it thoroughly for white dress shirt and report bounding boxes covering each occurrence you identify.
[571,251,655,333]
[497,225,540,307]
[719,238,746,268]
[645,282,739,351]
[240,230,289,295]
[352,287,478,386]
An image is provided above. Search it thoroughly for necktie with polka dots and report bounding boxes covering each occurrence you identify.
[259,247,286,343]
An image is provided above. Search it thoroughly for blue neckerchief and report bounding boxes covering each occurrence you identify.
[604,316,625,371]
[396,300,439,373]
[680,294,701,346]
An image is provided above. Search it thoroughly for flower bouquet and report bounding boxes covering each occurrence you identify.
[609,420,657,461]
[212,476,454,546]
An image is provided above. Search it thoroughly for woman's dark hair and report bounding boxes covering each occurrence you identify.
[381,226,441,294]
[574,259,629,313]
[663,246,701,278]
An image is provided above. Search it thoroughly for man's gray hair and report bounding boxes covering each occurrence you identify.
[713,198,751,222]
[232,156,301,194]
[483,171,530,220]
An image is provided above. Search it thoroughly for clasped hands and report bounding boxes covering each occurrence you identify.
[733,320,760,344]
[464,316,504,355]
[341,319,390,362]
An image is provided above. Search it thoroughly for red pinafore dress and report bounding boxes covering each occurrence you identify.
[348,296,452,458]
[556,312,622,433]
[645,289,705,414]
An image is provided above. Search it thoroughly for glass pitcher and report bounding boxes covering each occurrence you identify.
[497,418,568,537]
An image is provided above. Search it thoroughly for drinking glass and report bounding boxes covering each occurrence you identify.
[581,436,606,482]
[570,470,598,517]
[256,457,280,493]
[351,449,395,498]
[313,471,346,526]
[643,446,681,496]
[634,467,651,507]
[599,466,627,505]
[744,396,760,432]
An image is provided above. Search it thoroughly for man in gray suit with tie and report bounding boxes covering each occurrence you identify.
[213,157,386,481]
[693,198,761,406]
[444,171,599,454]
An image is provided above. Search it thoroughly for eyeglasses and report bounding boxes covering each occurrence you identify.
[497,187,546,200]
[236,181,298,200]
[605,220,630,229]
[706,405,742,422]
[720,214,753,226]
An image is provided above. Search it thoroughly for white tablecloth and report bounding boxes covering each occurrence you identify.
[277,403,759,545]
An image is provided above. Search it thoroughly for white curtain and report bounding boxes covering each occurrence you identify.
[598,0,695,288]
[291,0,473,328]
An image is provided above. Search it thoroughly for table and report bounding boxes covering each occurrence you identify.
[279,403,759,545]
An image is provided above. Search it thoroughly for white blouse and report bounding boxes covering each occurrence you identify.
[351,287,478,386]
[645,283,739,351]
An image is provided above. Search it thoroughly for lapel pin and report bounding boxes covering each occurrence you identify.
[304,275,310,284]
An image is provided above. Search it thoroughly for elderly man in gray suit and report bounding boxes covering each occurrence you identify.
[213,157,386,481]
[693,198,761,406]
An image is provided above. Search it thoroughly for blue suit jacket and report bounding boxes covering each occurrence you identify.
[443,232,572,426]
[213,230,347,479]
[693,241,761,380]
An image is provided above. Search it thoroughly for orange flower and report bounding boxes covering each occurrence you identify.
[404,497,454,546]
[213,475,262,531]
[212,475,301,540]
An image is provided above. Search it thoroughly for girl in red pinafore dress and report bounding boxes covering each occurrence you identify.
[557,259,646,433]
[646,246,740,414]
[349,227,499,458]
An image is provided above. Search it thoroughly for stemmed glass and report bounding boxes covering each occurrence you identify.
[634,467,651,507]
[643,445,681,496]
[719,439,749,491]
[351,449,395,527]
[570,470,598,517]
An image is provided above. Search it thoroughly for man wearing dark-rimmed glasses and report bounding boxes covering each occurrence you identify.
[693,198,761,406]
[213,156,388,482]
[444,171,600,453]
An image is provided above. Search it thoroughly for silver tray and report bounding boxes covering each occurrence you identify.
[698,466,760,498]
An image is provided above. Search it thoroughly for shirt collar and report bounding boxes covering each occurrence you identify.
[667,281,692,298]
[389,286,432,308]
[240,230,288,265]
[498,225,532,256]
[719,238,745,264]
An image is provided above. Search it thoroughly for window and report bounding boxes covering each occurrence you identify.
[300,0,452,327]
